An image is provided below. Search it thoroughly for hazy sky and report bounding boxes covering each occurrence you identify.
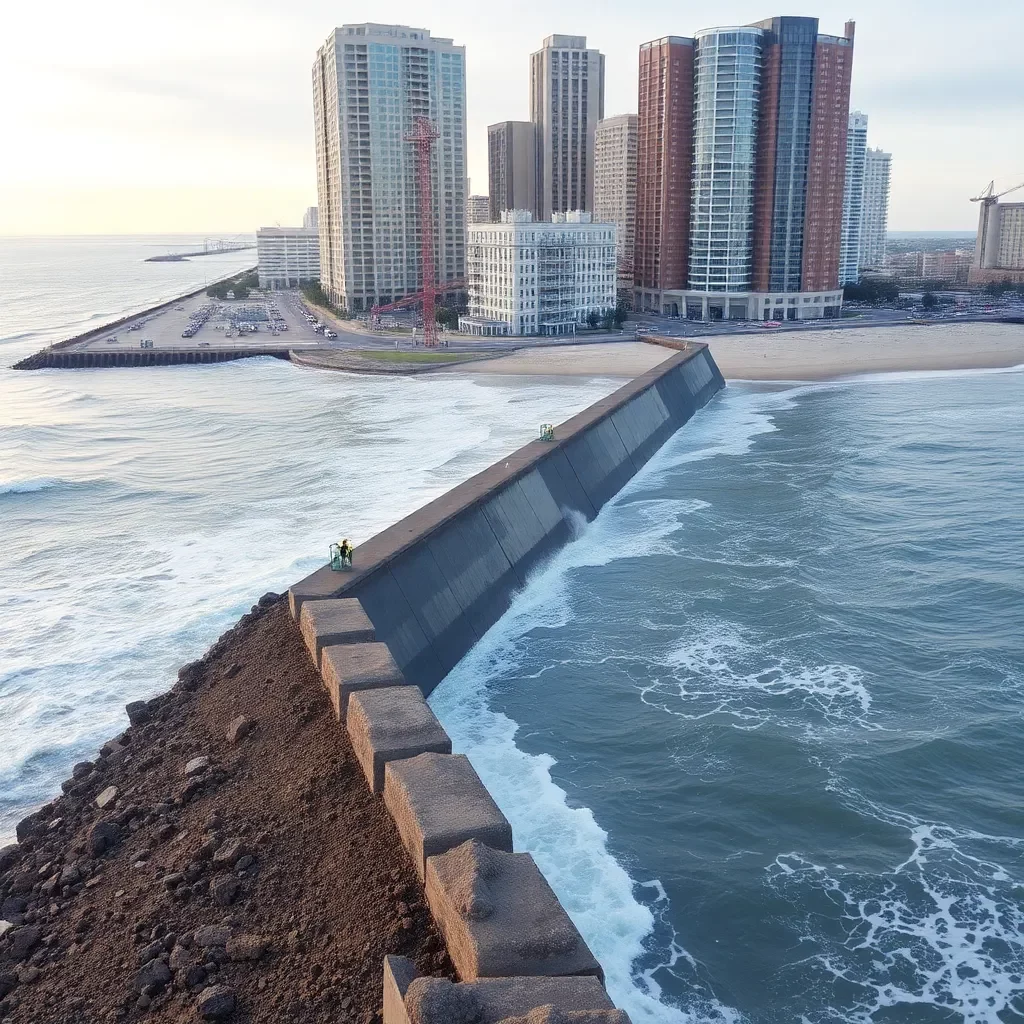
[3,0,1022,234]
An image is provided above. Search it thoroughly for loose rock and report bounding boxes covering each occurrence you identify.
[10,925,42,960]
[193,926,231,948]
[133,959,172,994]
[212,838,245,867]
[184,756,211,778]
[210,875,240,907]
[125,701,151,726]
[89,819,121,857]
[196,984,236,1020]
[225,716,253,744]
[95,786,119,809]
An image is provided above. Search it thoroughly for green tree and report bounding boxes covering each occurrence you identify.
[586,311,600,329]
[613,301,628,327]
[843,279,900,305]
[922,292,937,310]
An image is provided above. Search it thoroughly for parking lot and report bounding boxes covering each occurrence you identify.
[71,290,329,352]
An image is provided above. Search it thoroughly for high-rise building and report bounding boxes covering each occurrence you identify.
[460,211,617,336]
[635,37,695,303]
[487,121,538,220]
[688,25,763,300]
[467,195,490,224]
[312,23,467,312]
[634,17,854,321]
[840,111,868,285]
[303,206,319,230]
[970,189,1024,285]
[530,35,605,220]
[594,114,638,297]
[860,147,891,270]
[256,226,320,289]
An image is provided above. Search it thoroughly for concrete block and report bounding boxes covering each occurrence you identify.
[424,840,603,982]
[353,569,445,690]
[383,754,512,880]
[426,506,518,639]
[347,687,452,794]
[298,598,375,666]
[320,642,407,720]
[383,958,627,1024]
[383,955,418,1024]
[561,419,636,513]
[387,544,479,678]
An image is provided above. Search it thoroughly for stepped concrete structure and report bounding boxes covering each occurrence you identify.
[289,341,725,1022]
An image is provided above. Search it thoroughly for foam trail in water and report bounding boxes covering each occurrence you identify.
[768,786,1024,1023]
[430,391,793,1023]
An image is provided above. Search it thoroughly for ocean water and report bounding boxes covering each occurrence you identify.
[5,237,1024,1024]
[0,236,620,842]
[431,368,1024,1023]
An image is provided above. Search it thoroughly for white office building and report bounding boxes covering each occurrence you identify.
[594,114,638,298]
[303,206,319,230]
[312,24,467,311]
[860,147,892,269]
[530,35,605,220]
[256,227,320,289]
[460,210,617,336]
[840,111,868,285]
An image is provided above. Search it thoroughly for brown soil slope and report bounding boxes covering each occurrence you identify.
[0,599,453,1024]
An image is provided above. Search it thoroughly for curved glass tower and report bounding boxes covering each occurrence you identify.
[688,27,763,292]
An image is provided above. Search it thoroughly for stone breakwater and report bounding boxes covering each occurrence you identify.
[287,344,725,1023]
[289,343,725,694]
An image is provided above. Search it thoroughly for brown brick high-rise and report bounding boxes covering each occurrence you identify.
[635,37,694,304]
[801,21,856,291]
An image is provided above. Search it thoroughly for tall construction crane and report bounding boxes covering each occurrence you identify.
[971,180,1024,205]
[971,180,1024,272]
[368,116,464,348]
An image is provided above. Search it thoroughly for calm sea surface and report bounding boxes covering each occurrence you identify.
[3,237,1023,1023]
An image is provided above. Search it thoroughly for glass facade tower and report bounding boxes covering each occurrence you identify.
[688,27,763,292]
[313,24,467,311]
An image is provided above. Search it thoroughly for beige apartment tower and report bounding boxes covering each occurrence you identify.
[487,121,538,220]
[312,23,467,312]
[594,114,638,297]
[530,35,605,220]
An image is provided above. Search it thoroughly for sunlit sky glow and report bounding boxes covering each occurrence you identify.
[3,0,1022,234]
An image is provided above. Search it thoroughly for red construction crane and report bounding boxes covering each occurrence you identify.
[369,117,466,345]
[407,117,440,347]
[369,280,466,333]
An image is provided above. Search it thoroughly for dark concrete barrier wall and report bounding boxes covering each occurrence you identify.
[15,348,293,370]
[289,344,725,694]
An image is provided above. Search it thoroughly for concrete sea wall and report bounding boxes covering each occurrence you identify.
[286,343,724,1021]
[16,347,293,370]
[289,343,724,694]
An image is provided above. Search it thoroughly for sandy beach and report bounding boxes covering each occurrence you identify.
[461,324,1024,380]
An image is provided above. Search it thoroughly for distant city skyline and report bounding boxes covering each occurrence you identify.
[3,0,1022,234]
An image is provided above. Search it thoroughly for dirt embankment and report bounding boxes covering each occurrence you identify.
[0,601,453,1024]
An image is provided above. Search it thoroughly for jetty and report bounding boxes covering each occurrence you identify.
[145,242,255,262]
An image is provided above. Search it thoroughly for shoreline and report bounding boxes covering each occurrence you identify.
[456,326,1024,381]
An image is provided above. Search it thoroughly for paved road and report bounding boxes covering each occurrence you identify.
[62,286,1022,362]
